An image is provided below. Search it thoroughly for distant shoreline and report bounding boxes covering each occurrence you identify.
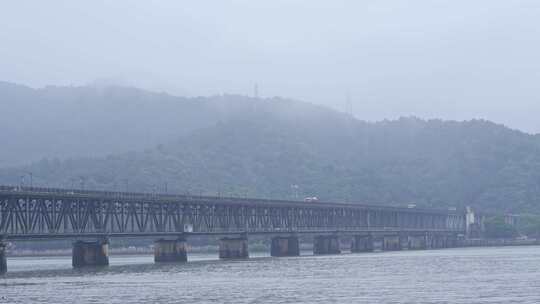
[6,241,539,257]
[7,244,281,257]
[463,238,540,247]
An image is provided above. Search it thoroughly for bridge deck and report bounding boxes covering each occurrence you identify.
[0,185,466,240]
[0,185,459,214]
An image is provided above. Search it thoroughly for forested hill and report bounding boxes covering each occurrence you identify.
[0,81,274,166]
[1,84,540,213]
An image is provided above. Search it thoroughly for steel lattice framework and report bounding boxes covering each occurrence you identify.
[0,186,466,240]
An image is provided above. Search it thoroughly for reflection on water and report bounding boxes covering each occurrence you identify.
[1,247,540,304]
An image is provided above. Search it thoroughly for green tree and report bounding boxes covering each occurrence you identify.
[517,215,540,238]
[484,217,518,239]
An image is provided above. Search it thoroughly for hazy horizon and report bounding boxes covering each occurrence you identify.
[2,1,540,133]
[2,79,537,136]
[2,3,540,301]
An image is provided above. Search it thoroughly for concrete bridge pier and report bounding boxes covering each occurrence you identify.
[436,234,455,249]
[399,234,410,250]
[431,235,445,249]
[219,236,249,259]
[408,235,427,250]
[383,235,401,251]
[430,235,439,249]
[154,237,188,263]
[424,233,433,250]
[72,238,109,268]
[0,242,6,275]
[351,234,374,253]
[271,235,300,257]
[447,234,459,248]
[441,235,449,248]
[371,235,384,251]
[314,235,341,255]
[446,234,458,248]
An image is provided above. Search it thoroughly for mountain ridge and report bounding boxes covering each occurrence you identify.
[2,82,540,213]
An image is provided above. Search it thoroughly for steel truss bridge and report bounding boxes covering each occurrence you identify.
[0,186,466,241]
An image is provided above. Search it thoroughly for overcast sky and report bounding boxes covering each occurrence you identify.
[1,1,540,133]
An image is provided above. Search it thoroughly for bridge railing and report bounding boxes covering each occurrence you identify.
[0,185,463,215]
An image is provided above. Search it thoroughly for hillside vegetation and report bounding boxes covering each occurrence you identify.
[2,82,540,213]
[0,82,260,166]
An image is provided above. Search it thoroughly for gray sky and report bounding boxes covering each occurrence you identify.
[1,0,540,133]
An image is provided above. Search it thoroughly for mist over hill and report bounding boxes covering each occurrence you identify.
[0,81,271,166]
[1,83,540,213]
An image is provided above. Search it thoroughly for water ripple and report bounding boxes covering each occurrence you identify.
[1,247,540,303]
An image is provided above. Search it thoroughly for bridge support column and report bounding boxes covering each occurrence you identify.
[445,235,455,248]
[351,235,373,253]
[430,235,438,249]
[219,236,249,259]
[154,237,188,263]
[72,239,109,268]
[409,235,427,250]
[432,234,450,249]
[0,242,6,275]
[432,235,444,249]
[383,235,401,251]
[399,234,410,250]
[443,235,450,248]
[372,235,384,251]
[447,234,459,248]
[271,236,300,257]
[313,235,340,255]
[424,233,433,249]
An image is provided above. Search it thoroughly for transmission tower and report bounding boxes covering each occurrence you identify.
[345,91,353,116]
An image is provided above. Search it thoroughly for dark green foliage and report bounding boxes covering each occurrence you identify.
[484,217,518,239]
[2,83,540,214]
[0,82,264,166]
[516,215,540,237]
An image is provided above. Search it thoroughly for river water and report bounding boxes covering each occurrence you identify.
[1,246,539,303]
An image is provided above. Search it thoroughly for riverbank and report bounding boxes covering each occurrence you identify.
[7,239,539,257]
[8,243,312,257]
[463,238,540,247]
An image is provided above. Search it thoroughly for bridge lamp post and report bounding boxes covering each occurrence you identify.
[19,175,25,189]
[79,176,87,190]
[291,184,299,200]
